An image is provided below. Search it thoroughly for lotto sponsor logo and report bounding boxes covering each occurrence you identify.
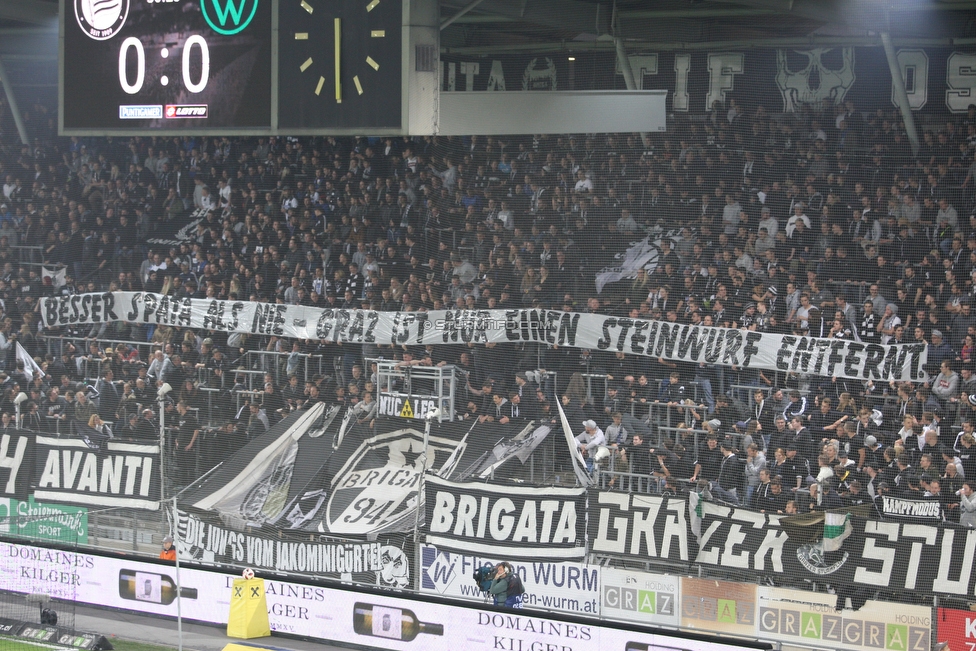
[119,105,162,119]
[165,104,209,118]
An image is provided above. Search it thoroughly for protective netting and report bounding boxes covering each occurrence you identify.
[0,502,85,639]
[0,13,972,647]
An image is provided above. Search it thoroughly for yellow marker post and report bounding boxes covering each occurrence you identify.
[334,18,342,103]
[227,578,270,639]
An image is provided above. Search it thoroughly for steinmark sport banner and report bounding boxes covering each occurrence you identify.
[40,292,926,381]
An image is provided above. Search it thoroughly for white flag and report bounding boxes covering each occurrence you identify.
[41,266,67,288]
[555,398,592,487]
[689,490,704,540]
[16,341,43,383]
[821,511,852,552]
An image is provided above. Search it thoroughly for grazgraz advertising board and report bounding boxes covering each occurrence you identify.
[0,541,764,651]
[757,587,930,651]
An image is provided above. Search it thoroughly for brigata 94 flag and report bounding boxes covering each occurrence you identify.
[39,292,926,381]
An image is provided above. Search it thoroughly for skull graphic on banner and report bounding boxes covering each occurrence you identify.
[775,48,856,113]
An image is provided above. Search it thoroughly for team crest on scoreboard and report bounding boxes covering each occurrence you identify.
[74,0,129,40]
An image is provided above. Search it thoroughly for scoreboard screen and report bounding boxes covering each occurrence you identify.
[61,0,272,131]
[59,0,421,135]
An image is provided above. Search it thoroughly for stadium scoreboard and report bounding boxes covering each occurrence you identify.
[59,0,423,135]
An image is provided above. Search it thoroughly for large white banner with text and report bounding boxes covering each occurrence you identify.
[40,292,926,381]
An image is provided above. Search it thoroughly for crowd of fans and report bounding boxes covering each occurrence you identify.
[2,97,976,507]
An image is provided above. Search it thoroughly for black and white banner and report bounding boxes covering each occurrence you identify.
[587,492,695,565]
[595,235,669,294]
[33,436,161,510]
[425,476,586,560]
[879,495,944,521]
[177,511,412,588]
[0,431,33,501]
[40,292,926,381]
[696,502,976,600]
[443,48,976,116]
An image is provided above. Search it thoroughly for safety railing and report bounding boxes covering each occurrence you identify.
[10,245,45,265]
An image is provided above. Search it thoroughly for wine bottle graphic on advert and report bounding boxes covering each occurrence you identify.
[352,602,444,641]
[118,570,198,605]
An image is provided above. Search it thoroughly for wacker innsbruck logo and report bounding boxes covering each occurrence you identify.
[74,0,129,40]
[201,0,259,35]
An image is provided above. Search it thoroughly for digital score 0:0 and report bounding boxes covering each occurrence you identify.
[61,0,272,130]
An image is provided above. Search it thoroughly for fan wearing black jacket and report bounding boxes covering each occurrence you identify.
[755,476,787,513]
[715,439,745,503]
[781,445,809,492]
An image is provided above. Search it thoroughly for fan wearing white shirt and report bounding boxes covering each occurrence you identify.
[576,419,606,474]
[785,202,811,237]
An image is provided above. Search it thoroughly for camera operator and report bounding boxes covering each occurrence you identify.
[487,562,523,609]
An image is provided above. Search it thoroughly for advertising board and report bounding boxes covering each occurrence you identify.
[937,607,976,651]
[0,496,87,544]
[419,543,599,615]
[757,587,931,651]
[600,568,680,628]
[679,577,756,638]
[0,541,764,651]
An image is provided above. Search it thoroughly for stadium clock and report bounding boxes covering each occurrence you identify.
[278,0,403,131]
[61,0,272,132]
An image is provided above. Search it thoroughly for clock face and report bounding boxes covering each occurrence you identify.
[279,0,403,131]
[61,0,272,132]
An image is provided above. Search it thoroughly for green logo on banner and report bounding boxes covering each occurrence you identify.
[801,612,822,639]
[885,624,908,651]
[201,0,259,35]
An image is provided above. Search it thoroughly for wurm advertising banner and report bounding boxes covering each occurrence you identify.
[419,543,599,616]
